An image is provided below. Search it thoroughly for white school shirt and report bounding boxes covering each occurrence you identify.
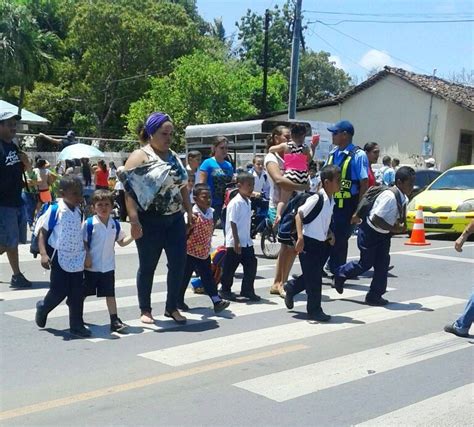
[297,189,335,242]
[37,199,85,272]
[225,193,253,248]
[252,170,270,197]
[367,187,408,234]
[82,215,126,273]
[264,152,284,209]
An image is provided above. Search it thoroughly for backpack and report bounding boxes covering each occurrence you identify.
[85,216,121,249]
[354,185,403,222]
[277,191,325,245]
[210,245,227,285]
[30,202,59,258]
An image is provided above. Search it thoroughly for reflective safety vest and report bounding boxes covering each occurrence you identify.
[327,146,361,208]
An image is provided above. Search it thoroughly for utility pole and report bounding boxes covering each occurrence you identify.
[288,0,302,119]
[261,9,270,116]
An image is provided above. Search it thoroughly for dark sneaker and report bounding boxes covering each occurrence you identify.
[177,302,190,311]
[283,283,294,310]
[213,300,230,313]
[10,273,32,288]
[70,325,92,338]
[308,310,331,322]
[444,323,469,338]
[332,275,345,294]
[365,296,389,306]
[35,301,47,328]
[110,318,128,334]
[219,290,238,301]
[240,292,261,302]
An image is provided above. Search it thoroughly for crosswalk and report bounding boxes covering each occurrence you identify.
[1,254,473,425]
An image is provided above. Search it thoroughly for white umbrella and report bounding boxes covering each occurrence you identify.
[57,143,105,161]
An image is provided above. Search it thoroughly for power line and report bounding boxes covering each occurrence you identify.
[303,10,474,18]
[312,21,430,74]
[307,19,474,26]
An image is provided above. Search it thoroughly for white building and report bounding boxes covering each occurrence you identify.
[269,67,474,170]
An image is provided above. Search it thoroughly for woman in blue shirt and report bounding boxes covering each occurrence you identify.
[198,136,234,224]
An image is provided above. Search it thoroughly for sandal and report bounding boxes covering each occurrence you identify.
[140,311,155,324]
[164,310,187,325]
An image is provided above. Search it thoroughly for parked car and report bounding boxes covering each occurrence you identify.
[411,169,442,199]
[406,165,474,234]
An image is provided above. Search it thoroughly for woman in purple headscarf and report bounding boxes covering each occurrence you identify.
[120,112,192,325]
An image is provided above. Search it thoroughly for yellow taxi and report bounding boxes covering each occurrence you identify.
[406,165,474,234]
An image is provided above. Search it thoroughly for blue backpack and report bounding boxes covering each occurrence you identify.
[30,202,59,258]
[277,192,324,246]
[85,217,121,249]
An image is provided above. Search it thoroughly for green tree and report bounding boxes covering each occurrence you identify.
[0,0,60,112]
[126,51,287,151]
[236,1,351,108]
[298,51,351,105]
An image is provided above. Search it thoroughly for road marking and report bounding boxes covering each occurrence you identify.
[138,295,464,367]
[0,344,307,422]
[356,383,474,426]
[398,252,474,264]
[86,287,372,342]
[0,265,279,301]
[390,243,474,255]
[234,332,473,402]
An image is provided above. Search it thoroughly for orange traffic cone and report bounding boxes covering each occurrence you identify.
[405,206,430,246]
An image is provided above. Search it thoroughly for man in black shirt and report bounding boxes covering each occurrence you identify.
[0,111,32,287]
[38,129,78,149]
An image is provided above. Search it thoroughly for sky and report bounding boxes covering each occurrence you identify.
[196,0,474,83]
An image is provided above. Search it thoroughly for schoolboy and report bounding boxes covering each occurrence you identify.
[178,184,231,313]
[220,172,260,302]
[251,155,270,198]
[186,150,202,182]
[34,176,90,337]
[83,190,134,333]
[333,166,415,306]
[284,165,341,321]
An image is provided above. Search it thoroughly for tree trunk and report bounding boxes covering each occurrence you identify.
[18,84,25,116]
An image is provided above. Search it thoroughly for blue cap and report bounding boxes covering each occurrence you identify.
[327,120,354,136]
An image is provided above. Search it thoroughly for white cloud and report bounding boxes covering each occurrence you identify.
[358,49,412,72]
[329,55,344,70]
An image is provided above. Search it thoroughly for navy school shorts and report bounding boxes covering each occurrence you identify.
[84,270,115,297]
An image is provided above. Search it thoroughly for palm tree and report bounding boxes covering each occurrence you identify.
[0,0,59,114]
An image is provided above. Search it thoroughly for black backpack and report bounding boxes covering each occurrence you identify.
[277,191,324,245]
[354,185,403,222]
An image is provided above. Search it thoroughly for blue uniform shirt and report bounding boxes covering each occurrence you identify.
[326,143,369,195]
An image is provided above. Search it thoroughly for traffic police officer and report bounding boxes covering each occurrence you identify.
[325,120,369,274]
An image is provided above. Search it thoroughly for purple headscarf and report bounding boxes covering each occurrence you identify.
[144,112,171,138]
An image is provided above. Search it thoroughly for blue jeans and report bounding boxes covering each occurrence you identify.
[454,292,474,334]
[179,255,220,304]
[286,237,329,314]
[136,211,186,313]
[22,192,37,226]
[336,221,391,299]
[327,196,358,274]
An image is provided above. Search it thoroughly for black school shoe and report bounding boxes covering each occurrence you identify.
[10,273,32,288]
[219,290,238,301]
[240,292,261,302]
[110,318,128,333]
[70,325,92,338]
[283,283,294,310]
[35,301,47,328]
[365,296,389,306]
[213,300,230,313]
[332,275,345,294]
[308,309,331,322]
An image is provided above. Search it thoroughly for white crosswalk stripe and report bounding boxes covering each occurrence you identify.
[138,295,465,366]
[356,383,474,426]
[233,332,472,402]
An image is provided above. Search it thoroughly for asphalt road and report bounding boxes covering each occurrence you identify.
[1,229,473,426]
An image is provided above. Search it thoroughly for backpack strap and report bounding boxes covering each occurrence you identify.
[48,203,59,231]
[302,191,325,225]
[390,187,405,223]
[86,217,94,249]
[113,219,121,241]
